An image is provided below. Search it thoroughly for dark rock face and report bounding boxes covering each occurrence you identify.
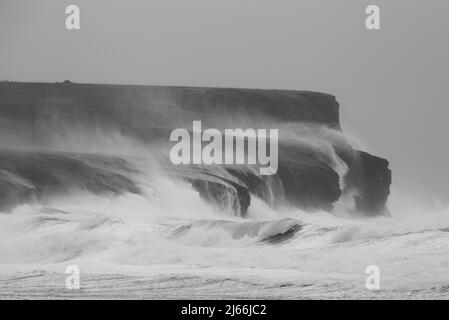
[0,81,391,216]
[276,159,341,212]
[0,151,141,212]
[343,151,392,215]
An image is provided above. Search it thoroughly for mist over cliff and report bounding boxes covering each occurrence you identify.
[0,81,390,217]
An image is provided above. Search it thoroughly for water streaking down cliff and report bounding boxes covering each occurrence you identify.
[1,82,448,299]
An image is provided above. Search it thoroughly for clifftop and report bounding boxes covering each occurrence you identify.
[0,81,341,129]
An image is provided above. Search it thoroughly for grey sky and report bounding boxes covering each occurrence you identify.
[1,0,448,206]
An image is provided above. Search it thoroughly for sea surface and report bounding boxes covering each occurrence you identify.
[1,192,449,299]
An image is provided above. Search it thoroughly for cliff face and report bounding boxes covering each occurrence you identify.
[0,82,341,133]
[0,151,140,212]
[343,151,391,215]
[0,81,391,216]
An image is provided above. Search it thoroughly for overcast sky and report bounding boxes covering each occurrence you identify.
[1,0,448,207]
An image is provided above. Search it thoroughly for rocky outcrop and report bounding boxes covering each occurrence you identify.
[0,151,141,212]
[0,81,391,216]
[342,151,391,215]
